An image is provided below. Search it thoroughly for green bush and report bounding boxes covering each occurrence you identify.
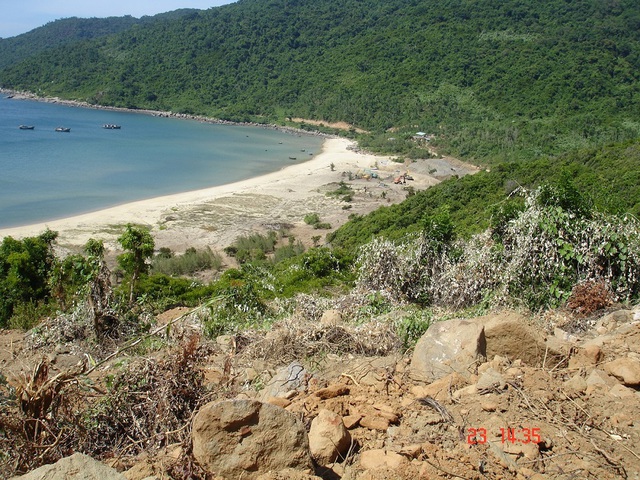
[397,311,433,350]
[273,240,305,263]
[0,230,58,328]
[204,269,269,337]
[304,213,321,226]
[226,232,278,264]
[135,274,216,309]
[151,247,222,276]
[8,301,51,331]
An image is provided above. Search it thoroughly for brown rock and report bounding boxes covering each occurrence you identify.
[563,374,587,395]
[411,372,467,402]
[604,358,640,386]
[314,384,349,399]
[585,369,615,394]
[308,409,352,465]
[452,384,478,400]
[609,383,637,398]
[342,414,362,429]
[502,440,540,460]
[259,362,308,401]
[477,367,506,391]
[596,310,634,332]
[267,397,292,408]
[360,415,390,431]
[192,399,312,479]
[10,453,126,480]
[473,311,553,367]
[481,400,499,412]
[569,345,603,370]
[256,470,321,480]
[359,449,406,470]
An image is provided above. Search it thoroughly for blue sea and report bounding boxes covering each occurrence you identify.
[0,95,323,228]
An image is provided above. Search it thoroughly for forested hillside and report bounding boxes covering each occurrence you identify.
[1,0,639,163]
[0,10,200,71]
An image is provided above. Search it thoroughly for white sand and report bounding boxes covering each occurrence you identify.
[0,138,443,253]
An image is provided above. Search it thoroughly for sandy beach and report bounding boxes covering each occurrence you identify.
[0,137,477,257]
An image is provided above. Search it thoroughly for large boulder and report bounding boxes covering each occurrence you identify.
[411,318,486,383]
[308,409,352,465]
[472,311,553,367]
[192,399,313,479]
[10,453,125,480]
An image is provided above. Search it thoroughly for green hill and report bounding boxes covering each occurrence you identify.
[330,139,640,251]
[1,0,639,163]
[0,10,202,71]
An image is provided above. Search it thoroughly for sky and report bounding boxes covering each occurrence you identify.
[0,1,236,39]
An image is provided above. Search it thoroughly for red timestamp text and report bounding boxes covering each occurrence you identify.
[466,427,541,445]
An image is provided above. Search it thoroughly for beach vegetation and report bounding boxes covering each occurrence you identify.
[304,213,321,226]
[151,247,222,276]
[326,182,354,202]
[224,231,278,264]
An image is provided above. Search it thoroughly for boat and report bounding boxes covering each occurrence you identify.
[102,124,121,129]
[55,127,71,132]
[19,125,35,130]
[289,156,297,160]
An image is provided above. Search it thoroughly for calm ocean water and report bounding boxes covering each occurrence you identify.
[0,96,323,228]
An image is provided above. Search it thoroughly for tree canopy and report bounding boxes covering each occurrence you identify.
[1,0,638,163]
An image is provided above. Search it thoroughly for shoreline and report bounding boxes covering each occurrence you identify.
[0,89,478,256]
[0,137,450,254]
[1,88,335,139]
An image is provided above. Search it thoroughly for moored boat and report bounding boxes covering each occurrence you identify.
[19,125,35,130]
[55,127,71,132]
[102,124,121,129]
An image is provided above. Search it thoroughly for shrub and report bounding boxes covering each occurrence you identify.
[355,186,640,311]
[326,181,353,200]
[396,311,433,350]
[0,230,58,328]
[304,213,321,225]
[135,274,216,309]
[151,247,222,276]
[204,269,269,337]
[273,240,305,263]
[8,301,50,331]
[566,280,613,316]
[226,232,278,264]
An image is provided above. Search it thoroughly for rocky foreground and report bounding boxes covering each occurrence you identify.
[5,307,640,480]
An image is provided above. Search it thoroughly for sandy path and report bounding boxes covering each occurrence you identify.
[0,138,476,255]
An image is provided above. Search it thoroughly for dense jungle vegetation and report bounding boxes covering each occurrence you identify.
[0,0,639,333]
[1,0,639,163]
[0,10,200,70]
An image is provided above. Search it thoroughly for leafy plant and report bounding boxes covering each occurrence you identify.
[396,311,433,350]
[117,224,155,303]
[151,246,222,276]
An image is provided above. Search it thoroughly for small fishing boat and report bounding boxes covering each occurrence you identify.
[289,156,297,160]
[19,125,35,130]
[55,127,71,132]
[102,124,121,129]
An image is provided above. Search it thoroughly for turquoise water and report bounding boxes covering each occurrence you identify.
[0,96,323,228]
